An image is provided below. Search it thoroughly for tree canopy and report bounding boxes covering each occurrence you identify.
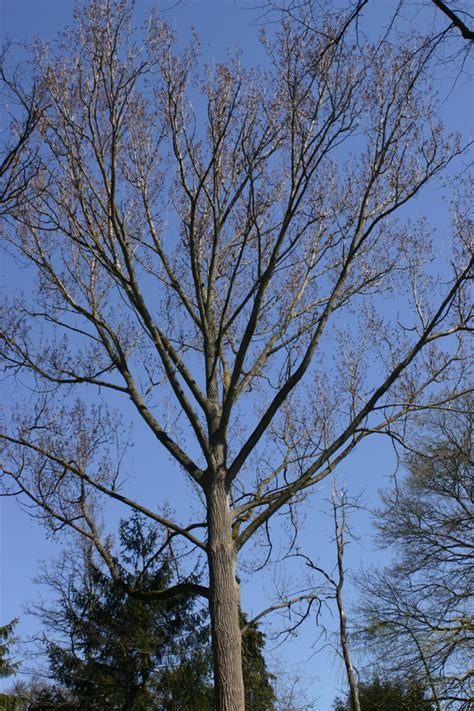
[356,400,474,708]
[0,1,471,707]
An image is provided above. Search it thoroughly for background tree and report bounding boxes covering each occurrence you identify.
[356,400,474,709]
[333,675,435,711]
[0,619,19,681]
[30,514,276,710]
[31,514,212,710]
[0,622,21,711]
[0,1,472,708]
[331,487,361,711]
[300,485,362,711]
[240,613,276,710]
[4,679,77,711]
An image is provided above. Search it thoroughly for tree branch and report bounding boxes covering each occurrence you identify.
[431,0,474,40]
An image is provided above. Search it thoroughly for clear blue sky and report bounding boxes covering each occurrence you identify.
[0,1,471,708]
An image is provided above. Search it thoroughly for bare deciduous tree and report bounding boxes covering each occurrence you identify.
[0,1,472,708]
[300,485,362,711]
[356,399,474,709]
[332,487,361,711]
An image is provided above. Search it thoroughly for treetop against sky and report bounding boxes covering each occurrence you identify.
[0,1,472,709]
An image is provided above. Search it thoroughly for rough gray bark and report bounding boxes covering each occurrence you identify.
[207,479,245,711]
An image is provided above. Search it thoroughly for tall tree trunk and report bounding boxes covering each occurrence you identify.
[206,478,245,711]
